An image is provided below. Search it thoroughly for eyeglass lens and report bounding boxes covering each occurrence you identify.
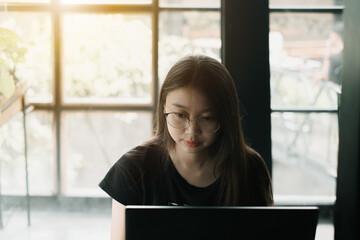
[166,113,219,132]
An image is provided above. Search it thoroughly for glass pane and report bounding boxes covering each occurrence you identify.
[63,14,152,104]
[270,13,343,109]
[27,111,55,195]
[62,111,152,196]
[0,114,25,195]
[160,0,220,7]
[270,0,344,5]
[0,111,54,195]
[0,12,53,103]
[62,0,151,4]
[159,11,221,86]
[272,112,338,197]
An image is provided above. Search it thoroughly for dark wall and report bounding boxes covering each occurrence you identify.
[334,0,360,239]
[221,0,272,173]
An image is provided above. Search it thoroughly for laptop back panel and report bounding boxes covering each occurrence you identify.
[125,206,319,240]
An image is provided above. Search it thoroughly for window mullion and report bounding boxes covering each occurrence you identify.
[53,7,62,196]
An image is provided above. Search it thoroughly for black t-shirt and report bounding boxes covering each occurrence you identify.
[99,145,272,206]
[99,145,220,206]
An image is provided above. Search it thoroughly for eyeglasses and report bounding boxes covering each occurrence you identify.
[164,112,220,133]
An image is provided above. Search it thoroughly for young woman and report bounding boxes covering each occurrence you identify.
[99,55,273,240]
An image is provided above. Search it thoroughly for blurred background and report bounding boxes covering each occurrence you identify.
[0,0,345,239]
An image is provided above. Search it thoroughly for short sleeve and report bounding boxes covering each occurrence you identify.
[99,154,143,205]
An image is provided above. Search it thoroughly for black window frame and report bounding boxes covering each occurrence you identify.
[222,0,344,208]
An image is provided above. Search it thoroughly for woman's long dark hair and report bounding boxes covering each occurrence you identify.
[141,55,272,206]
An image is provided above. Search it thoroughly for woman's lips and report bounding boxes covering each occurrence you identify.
[184,140,199,147]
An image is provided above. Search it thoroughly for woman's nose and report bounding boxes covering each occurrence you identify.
[185,119,200,134]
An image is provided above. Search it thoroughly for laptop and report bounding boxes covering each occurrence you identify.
[125,206,319,240]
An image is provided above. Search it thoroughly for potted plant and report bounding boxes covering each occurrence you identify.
[0,27,27,119]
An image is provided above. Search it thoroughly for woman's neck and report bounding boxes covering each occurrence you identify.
[170,146,211,169]
[169,147,219,187]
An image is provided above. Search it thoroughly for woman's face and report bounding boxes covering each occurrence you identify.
[164,86,220,155]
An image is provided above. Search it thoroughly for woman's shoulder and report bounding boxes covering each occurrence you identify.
[246,146,264,163]
[245,146,270,176]
[99,139,167,205]
[116,139,166,171]
[245,146,274,205]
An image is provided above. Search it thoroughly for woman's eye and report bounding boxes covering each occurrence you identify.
[200,116,214,121]
[174,113,187,119]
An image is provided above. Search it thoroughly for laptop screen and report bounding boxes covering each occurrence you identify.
[125,206,319,240]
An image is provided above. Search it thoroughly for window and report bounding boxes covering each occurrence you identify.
[269,0,344,203]
[0,0,220,197]
[1,0,342,205]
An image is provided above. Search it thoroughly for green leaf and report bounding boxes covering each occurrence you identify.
[0,27,21,48]
[0,64,15,98]
[0,27,27,63]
